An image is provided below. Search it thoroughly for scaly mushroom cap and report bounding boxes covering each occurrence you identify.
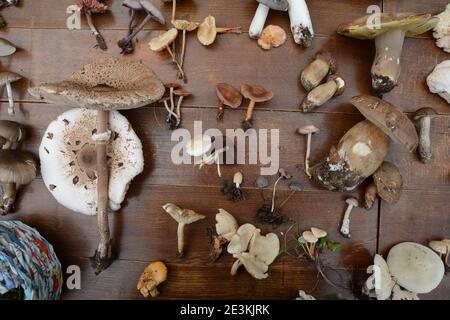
[227,223,257,254]
[39,108,144,215]
[172,19,199,31]
[197,15,217,46]
[337,13,438,40]
[302,230,318,243]
[427,60,450,104]
[149,28,178,51]
[216,83,242,109]
[162,203,206,224]
[0,71,22,86]
[241,84,273,103]
[215,208,238,241]
[0,150,37,185]
[257,0,289,11]
[351,95,418,152]
[75,0,108,13]
[28,58,165,111]
[258,25,287,50]
[0,38,16,57]
[387,242,445,294]
[373,161,403,204]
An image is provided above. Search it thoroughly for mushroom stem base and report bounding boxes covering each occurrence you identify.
[90,245,114,275]
[0,182,16,215]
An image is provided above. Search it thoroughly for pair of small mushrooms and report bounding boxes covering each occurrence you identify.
[137,261,168,298]
[298,227,328,260]
[249,0,314,48]
[29,58,165,274]
[300,51,345,112]
[186,134,228,177]
[160,82,191,129]
[74,0,108,50]
[338,13,437,95]
[363,242,445,300]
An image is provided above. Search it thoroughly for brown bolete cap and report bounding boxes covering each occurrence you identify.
[297,125,319,135]
[172,19,199,31]
[174,89,192,97]
[413,107,438,120]
[241,84,273,103]
[351,95,418,152]
[149,28,178,51]
[216,83,242,109]
[0,150,37,185]
[315,51,337,74]
[0,71,22,86]
[337,13,438,40]
[28,58,165,111]
[373,161,403,204]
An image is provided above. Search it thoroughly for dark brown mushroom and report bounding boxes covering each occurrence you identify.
[215,83,242,120]
[241,84,273,131]
[373,161,403,205]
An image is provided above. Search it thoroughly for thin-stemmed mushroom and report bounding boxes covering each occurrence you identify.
[0,71,22,115]
[0,38,15,56]
[340,197,358,238]
[0,150,37,215]
[297,125,319,179]
[300,51,337,91]
[241,84,273,131]
[222,171,246,202]
[215,83,242,120]
[278,181,302,208]
[164,82,181,124]
[249,0,288,39]
[174,89,191,128]
[172,19,199,79]
[149,28,185,80]
[270,168,291,212]
[413,107,438,164]
[301,75,345,112]
[162,203,205,257]
[29,58,165,274]
[159,96,178,128]
[75,0,108,50]
[286,0,314,47]
[119,0,166,54]
[337,13,437,94]
[197,16,242,46]
[0,120,24,149]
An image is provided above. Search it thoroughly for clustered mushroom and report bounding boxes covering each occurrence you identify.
[75,0,108,50]
[160,82,191,129]
[241,84,273,131]
[433,4,450,53]
[339,197,358,239]
[0,71,22,115]
[186,134,228,177]
[222,171,246,202]
[215,83,242,121]
[137,261,168,298]
[172,19,199,79]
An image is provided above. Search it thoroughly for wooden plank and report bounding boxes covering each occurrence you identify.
[383,0,448,17]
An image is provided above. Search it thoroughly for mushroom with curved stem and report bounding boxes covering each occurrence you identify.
[222,171,246,202]
[270,168,292,212]
[0,71,22,116]
[137,261,168,298]
[300,51,337,91]
[301,75,345,112]
[0,120,24,149]
[172,19,199,80]
[159,96,178,126]
[197,16,242,46]
[286,0,314,47]
[297,125,319,179]
[163,203,205,257]
[240,84,273,131]
[174,89,191,128]
[339,197,358,238]
[413,107,438,164]
[215,83,242,121]
[119,0,166,54]
[164,82,181,124]
[249,0,288,39]
[278,181,302,209]
[149,29,185,80]
[337,13,437,95]
[75,0,108,50]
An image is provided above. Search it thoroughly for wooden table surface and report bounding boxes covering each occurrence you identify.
[1,0,449,300]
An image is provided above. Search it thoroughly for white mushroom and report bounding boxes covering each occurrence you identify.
[363,254,395,300]
[39,108,144,215]
[387,242,445,294]
[227,223,257,255]
[433,4,450,53]
[340,197,358,239]
[215,208,238,241]
[286,0,314,47]
[426,60,450,104]
[391,284,419,300]
[310,227,327,239]
[296,290,316,300]
[231,252,269,279]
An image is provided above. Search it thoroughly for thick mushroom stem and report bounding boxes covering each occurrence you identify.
[417,116,432,163]
[230,259,243,275]
[5,81,14,116]
[304,133,312,178]
[287,0,314,47]
[0,182,16,215]
[92,109,113,274]
[372,29,405,94]
[340,203,356,238]
[85,11,107,51]
[249,4,270,39]
[177,222,185,256]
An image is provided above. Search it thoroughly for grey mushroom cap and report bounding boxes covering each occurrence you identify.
[140,0,166,25]
[257,0,289,11]
[0,150,37,185]
[0,38,16,57]
[122,0,143,10]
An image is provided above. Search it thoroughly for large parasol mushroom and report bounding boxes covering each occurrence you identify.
[29,58,165,274]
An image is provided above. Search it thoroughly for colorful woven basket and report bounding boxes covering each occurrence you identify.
[0,221,62,300]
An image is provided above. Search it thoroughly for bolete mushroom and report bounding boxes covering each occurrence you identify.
[162,203,205,257]
[297,125,319,179]
[0,38,15,56]
[241,84,273,131]
[301,75,345,112]
[0,71,22,115]
[373,161,403,205]
[249,0,288,39]
[137,261,168,298]
[257,25,287,50]
[186,134,228,177]
[339,197,358,238]
[286,0,314,47]
[29,58,165,274]
[337,13,437,94]
[300,51,337,91]
[0,150,37,215]
[413,107,438,164]
[75,0,108,50]
[0,120,24,149]
[215,83,242,120]
[164,82,181,124]
[197,15,242,46]
[427,60,450,104]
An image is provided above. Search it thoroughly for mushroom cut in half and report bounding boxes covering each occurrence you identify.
[337,13,437,94]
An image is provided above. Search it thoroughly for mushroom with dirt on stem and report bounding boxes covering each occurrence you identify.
[197,15,242,46]
[0,120,24,149]
[270,168,292,213]
[301,75,345,112]
[174,89,191,128]
[222,171,246,202]
[215,83,242,121]
[119,0,166,54]
[337,13,438,95]
[164,82,181,124]
[0,150,37,215]
[286,0,314,47]
[159,96,178,128]
[0,71,22,116]
[75,0,108,50]
[413,107,438,164]
[373,161,403,205]
[137,261,168,298]
[297,125,319,179]
[249,0,288,39]
[300,51,337,91]
[340,197,358,238]
[241,84,273,131]
[163,203,205,257]
[257,25,287,50]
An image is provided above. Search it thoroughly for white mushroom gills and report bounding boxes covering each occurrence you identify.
[249,4,270,39]
[287,0,314,47]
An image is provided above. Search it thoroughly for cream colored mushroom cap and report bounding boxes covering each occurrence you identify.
[248,229,280,265]
[149,28,178,51]
[387,242,445,294]
[227,223,257,255]
[39,108,144,215]
[215,209,238,241]
[310,227,327,239]
[302,230,318,243]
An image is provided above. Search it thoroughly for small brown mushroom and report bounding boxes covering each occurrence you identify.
[0,71,22,115]
[215,83,242,120]
[297,125,319,179]
[0,120,25,149]
[173,89,191,128]
[373,161,403,205]
[300,51,337,91]
[240,84,273,131]
[413,107,438,164]
[364,182,378,210]
[301,75,345,112]
[257,25,287,50]
[137,261,168,298]
[197,15,242,46]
